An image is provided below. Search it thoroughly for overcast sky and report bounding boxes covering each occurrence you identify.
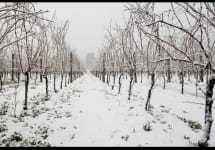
[36,3,170,62]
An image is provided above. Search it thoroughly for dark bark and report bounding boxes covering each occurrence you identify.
[196,69,199,80]
[126,71,127,80]
[134,71,137,83]
[133,52,137,83]
[108,72,111,86]
[17,71,20,84]
[128,70,134,100]
[11,53,15,81]
[4,72,7,82]
[23,71,29,110]
[180,70,184,94]
[106,72,109,85]
[200,67,204,82]
[60,73,63,89]
[65,73,67,87]
[163,73,166,89]
[200,55,204,82]
[102,53,106,83]
[198,75,215,147]
[0,72,2,91]
[112,72,116,90]
[167,59,171,82]
[141,70,143,83]
[40,58,43,83]
[206,68,209,84]
[54,73,57,93]
[36,72,38,82]
[68,72,70,84]
[44,75,48,100]
[196,74,198,97]
[70,52,73,83]
[118,72,122,94]
[188,70,190,81]
[145,73,155,111]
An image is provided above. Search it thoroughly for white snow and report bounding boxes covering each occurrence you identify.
[0,72,215,146]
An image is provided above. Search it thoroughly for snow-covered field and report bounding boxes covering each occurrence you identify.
[0,72,215,146]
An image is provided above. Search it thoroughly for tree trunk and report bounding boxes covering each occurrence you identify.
[196,74,198,97]
[106,72,109,85]
[108,72,111,86]
[206,68,209,84]
[69,52,73,83]
[167,59,171,82]
[17,71,20,84]
[199,55,204,82]
[118,72,122,94]
[141,70,143,83]
[126,71,127,80]
[163,72,166,89]
[128,70,133,100]
[65,73,67,87]
[4,72,6,82]
[40,58,43,83]
[35,72,38,82]
[134,71,137,83]
[180,70,184,94]
[196,69,199,80]
[112,72,116,90]
[145,73,155,111]
[23,71,29,110]
[44,75,48,100]
[198,75,215,147]
[68,72,70,84]
[60,73,63,89]
[188,70,190,81]
[11,53,15,81]
[54,72,57,93]
[102,53,106,82]
[0,72,2,91]
[200,67,204,82]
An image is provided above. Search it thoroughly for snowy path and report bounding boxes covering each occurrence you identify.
[59,73,128,146]
[46,73,213,146]
[1,72,215,146]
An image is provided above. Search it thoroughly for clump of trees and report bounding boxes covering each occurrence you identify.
[0,3,83,112]
[91,2,215,147]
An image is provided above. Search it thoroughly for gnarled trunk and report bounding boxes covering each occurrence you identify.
[198,75,215,147]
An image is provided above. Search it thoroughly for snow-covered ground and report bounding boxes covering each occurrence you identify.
[0,72,214,146]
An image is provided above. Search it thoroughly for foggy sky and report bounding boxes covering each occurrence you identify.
[36,3,170,62]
